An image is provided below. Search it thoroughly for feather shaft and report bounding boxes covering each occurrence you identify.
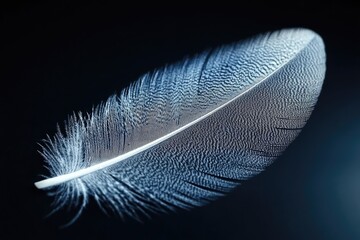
[34,28,326,222]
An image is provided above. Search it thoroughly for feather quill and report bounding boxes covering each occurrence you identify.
[35,28,326,222]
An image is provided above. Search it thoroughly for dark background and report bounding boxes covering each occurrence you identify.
[2,1,360,239]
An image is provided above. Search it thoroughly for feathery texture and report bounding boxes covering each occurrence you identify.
[35,28,326,223]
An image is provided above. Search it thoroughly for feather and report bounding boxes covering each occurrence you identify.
[35,28,326,223]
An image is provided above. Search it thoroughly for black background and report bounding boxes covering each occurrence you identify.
[2,1,360,239]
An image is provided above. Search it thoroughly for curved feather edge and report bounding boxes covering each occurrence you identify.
[35,28,326,223]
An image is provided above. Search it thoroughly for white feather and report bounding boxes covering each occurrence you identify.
[35,28,326,223]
